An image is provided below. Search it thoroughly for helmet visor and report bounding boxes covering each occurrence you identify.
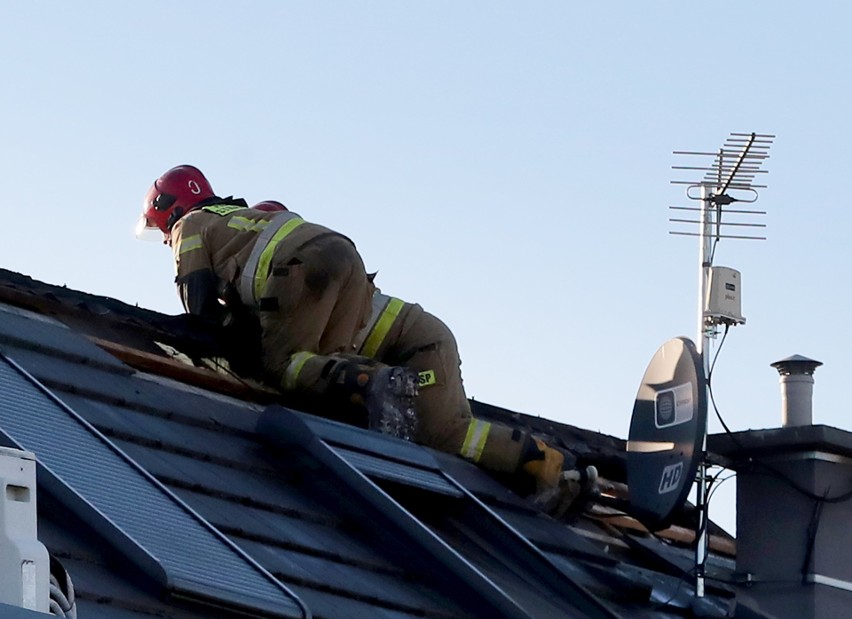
[134,214,167,242]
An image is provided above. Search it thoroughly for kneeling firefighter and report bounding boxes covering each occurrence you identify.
[252,201,598,513]
[136,166,418,437]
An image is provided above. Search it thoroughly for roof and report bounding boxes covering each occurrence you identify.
[0,267,766,619]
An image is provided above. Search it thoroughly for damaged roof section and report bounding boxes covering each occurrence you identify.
[0,268,756,618]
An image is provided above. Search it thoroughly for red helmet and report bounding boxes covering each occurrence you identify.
[252,200,289,212]
[137,165,215,239]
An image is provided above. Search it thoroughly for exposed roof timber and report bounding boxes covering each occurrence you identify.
[593,478,733,551]
[587,506,736,557]
[90,336,281,404]
[598,477,629,500]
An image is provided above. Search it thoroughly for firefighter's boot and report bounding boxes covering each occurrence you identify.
[329,359,419,440]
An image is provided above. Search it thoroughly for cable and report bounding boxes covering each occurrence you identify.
[752,463,852,504]
[704,324,852,505]
[707,471,736,504]
[706,324,734,435]
[708,235,720,265]
[48,564,76,619]
[800,488,828,581]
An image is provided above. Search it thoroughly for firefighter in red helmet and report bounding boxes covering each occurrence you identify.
[138,165,418,437]
[248,201,598,511]
[136,165,216,243]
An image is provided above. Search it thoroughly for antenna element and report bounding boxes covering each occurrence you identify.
[670,132,774,598]
[670,132,774,241]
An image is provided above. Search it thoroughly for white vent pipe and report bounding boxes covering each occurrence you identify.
[770,355,823,427]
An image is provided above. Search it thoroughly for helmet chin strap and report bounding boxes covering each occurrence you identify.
[165,207,185,231]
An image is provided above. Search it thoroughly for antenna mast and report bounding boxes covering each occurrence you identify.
[670,132,774,598]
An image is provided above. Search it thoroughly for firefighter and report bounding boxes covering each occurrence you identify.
[251,201,597,508]
[136,165,418,437]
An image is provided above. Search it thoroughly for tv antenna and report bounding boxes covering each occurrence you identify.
[676,132,774,597]
[627,132,774,599]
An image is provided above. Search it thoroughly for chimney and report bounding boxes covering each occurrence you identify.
[770,355,822,427]
[707,357,852,619]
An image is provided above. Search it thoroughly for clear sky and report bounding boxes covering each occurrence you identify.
[3,2,850,536]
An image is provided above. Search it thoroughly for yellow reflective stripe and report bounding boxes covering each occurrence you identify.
[238,211,302,305]
[177,234,202,255]
[253,218,306,301]
[228,216,270,232]
[352,292,390,354]
[460,419,491,462]
[283,351,316,390]
[360,297,404,358]
[418,370,437,388]
[202,204,245,216]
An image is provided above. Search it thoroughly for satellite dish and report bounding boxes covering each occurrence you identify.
[627,337,707,531]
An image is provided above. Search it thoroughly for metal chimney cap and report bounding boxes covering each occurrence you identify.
[770,354,823,376]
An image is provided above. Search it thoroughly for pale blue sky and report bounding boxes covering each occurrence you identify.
[3,2,850,534]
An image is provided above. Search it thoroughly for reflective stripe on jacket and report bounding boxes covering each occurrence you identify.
[354,292,405,357]
[170,205,337,316]
[237,211,304,306]
[460,419,492,463]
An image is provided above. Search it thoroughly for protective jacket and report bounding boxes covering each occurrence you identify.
[172,203,532,474]
[171,203,373,390]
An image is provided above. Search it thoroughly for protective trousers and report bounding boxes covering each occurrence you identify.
[258,234,374,395]
[357,296,529,474]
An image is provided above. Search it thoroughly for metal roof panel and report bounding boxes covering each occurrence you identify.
[0,354,308,619]
[0,303,129,373]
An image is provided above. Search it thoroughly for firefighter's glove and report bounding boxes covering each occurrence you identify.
[328,360,419,440]
[522,439,599,520]
[521,439,565,493]
[532,465,600,521]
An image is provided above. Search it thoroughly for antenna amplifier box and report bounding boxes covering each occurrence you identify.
[705,266,745,326]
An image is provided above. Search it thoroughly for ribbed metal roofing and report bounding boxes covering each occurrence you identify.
[0,353,308,619]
